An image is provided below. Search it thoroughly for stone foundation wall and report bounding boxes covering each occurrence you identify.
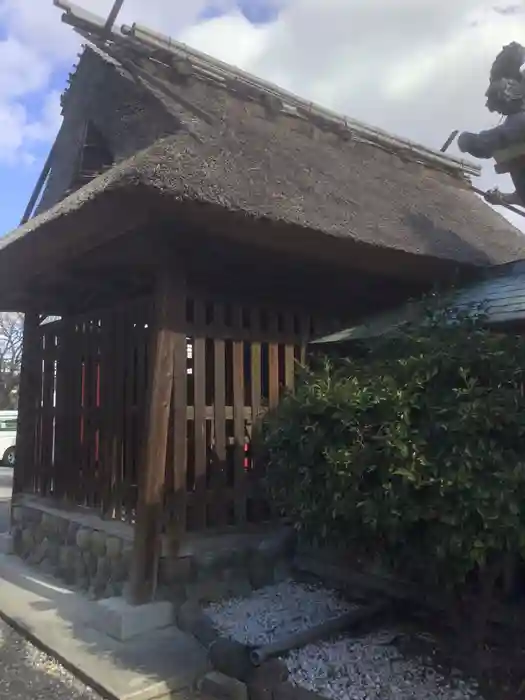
[12,504,131,600]
[157,529,296,606]
[12,498,296,604]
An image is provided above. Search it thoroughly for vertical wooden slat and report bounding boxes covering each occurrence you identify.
[248,309,264,523]
[13,312,41,498]
[135,299,149,506]
[284,311,296,392]
[192,299,207,530]
[67,320,82,504]
[83,319,97,507]
[123,306,136,521]
[40,328,56,497]
[61,318,75,502]
[63,318,78,503]
[250,310,262,423]
[268,312,280,409]
[232,306,246,525]
[212,302,227,527]
[53,320,67,500]
[92,317,103,509]
[112,308,126,519]
[171,288,188,540]
[83,320,94,506]
[129,268,182,605]
[99,309,115,515]
[48,327,60,497]
[32,326,45,497]
[75,322,87,506]
[83,319,93,506]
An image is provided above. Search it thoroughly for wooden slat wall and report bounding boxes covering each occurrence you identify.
[169,291,188,538]
[110,308,125,518]
[163,294,320,534]
[39,327,56,496]
[211,302,228,527]
[13,313,42,497]
[99,308,114,514]
[232,306,246,525]
[17,288,338,534]
[192,299,207,530]
[20,298,152,521]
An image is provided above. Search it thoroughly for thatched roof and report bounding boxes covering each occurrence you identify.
[3,5,525,306]
[8,112,525,266]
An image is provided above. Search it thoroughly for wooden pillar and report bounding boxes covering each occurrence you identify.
[12,312,41,500]
[128,267,185,605]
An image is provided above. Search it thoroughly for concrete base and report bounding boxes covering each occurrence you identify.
[0,532,13,554]
[90,596,175,641]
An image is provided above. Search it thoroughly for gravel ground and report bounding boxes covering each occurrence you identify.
[0,618,101,699]
[286,632,483,700]
[205,580,485,700]
[205,580,356,646]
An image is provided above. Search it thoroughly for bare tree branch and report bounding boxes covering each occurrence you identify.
[0,313,24,410]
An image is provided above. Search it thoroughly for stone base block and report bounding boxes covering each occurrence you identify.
[90,596,175,641]
[198,671,248,700]
[0,533,13,555]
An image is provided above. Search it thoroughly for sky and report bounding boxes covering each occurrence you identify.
[0,0,524,233]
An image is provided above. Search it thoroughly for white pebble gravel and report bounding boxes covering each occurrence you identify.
[204,579,357,646]
[205,580,485,700]
[286,632,483,700]
[0,618,100,699]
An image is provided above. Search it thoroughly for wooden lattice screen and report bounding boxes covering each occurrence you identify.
[18,293,339,533]
[164,295,309,533]
[20,297,151,520]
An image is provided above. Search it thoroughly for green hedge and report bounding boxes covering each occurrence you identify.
[255,303,525,651]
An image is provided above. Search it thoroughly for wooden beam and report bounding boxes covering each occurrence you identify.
[127,266,185,605]
[12,312,41,499]
[20,146,55,225]
[103,0,125,36]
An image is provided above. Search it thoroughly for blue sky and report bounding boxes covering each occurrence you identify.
[201,0,281,23]
[0,69,68,231]
[0,0,523,234]
[0,0,281,235]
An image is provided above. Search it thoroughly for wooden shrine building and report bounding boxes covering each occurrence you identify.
[3,5,525,604]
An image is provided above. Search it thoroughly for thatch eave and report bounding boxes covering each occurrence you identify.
[3,127,525,311]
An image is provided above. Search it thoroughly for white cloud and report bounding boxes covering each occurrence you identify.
[178,0,525,229]
[0,1,69,162]
[24,90,62,143]
[181,11,268,68]
[0,91,61,165]
[0,0,235,60]
[0,38,51,99]
[0,0,234,163]
[0,0,524,229]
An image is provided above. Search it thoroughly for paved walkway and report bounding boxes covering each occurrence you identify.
[0,470,208,700]
[0,552,208,700]
[0,469,100,697]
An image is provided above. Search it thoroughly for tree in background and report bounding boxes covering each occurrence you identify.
[0,313,24,410]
